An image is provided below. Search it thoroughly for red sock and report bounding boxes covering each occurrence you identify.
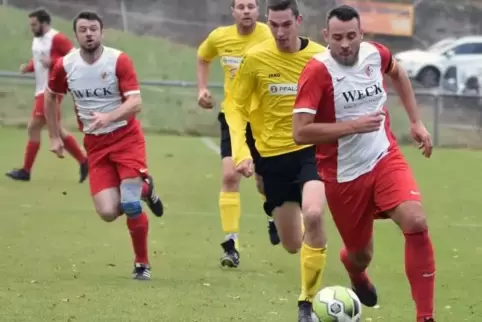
[126,212,149,265]
[23,141,40,172]
[404,230,435,321]
[141,182,149,199]
[340,247,370,285]
[62,135,87,164]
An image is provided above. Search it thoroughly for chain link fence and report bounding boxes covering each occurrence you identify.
[1,0,482,147]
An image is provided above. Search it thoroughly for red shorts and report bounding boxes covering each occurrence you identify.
[84,120,148,195]
[32,93,62,119]
[323,149,421,253]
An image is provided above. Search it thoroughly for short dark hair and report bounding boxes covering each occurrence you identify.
[28,8,51,24]
[73,10,103,31]
[231,0,259,7]
[266,0,300,17]
[327,5,360,24]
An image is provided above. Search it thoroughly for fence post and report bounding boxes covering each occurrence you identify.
[120,0,128,32]
[433,92,441,147]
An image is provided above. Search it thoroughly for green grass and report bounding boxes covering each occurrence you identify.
[0,127,481,321]
[0,6,224,136]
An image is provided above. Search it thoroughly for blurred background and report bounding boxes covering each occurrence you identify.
[1,0,482,147]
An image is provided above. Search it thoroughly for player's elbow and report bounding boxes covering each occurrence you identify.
[293,126,309,145]
[130,95,142,114]
[196,56,209,65]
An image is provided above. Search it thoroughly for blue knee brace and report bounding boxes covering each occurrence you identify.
[120,201,142,218]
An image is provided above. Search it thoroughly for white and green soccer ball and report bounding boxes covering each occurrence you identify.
[311,285,362,322]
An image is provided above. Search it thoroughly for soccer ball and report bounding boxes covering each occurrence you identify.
[311,286,362,322]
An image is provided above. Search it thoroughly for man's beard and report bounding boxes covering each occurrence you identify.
[336,49,359,66]
[82,42,100,53]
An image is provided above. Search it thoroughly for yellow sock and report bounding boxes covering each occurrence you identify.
[298,243,327,302]
[219,192,241,234]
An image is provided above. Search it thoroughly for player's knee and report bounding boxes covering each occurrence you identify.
[120,201,143,218]
[222,168,240,189]
[302,204,323,230]
[280,234,302,254]
[393,201,428,233]
[95,206,120,222]
[27,120,43,139]
[405,211,428,233]
[282,242,301,254]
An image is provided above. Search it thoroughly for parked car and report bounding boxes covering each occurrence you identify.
[441,62,482,94]
[394,36,482,88]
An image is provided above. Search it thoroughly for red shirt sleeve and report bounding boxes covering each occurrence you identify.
[48,57,68,94]
[25,59,35,72]
[51,33,74,67]
[370,41,394,74]
[293,58,328,115]
[115,53,140,97]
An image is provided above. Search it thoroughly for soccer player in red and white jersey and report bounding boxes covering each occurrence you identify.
[44,11,164,280]
[292,5,436,322]
[6,8,88,183]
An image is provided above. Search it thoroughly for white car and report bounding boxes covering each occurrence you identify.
[394,36,482,88]
[441,62,482,94]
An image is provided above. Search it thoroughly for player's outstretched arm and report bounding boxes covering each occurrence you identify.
[225,55,255,166]
[44,90,61,138]
[45,58,68,140]
[380,43,432,157]
[386,58,421,124]
[196,32,218,109]
[20,59,34,74]
[45,58,68,158]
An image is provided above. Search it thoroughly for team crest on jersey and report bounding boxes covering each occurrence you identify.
[365,65,374,77]
[100,71,110,82]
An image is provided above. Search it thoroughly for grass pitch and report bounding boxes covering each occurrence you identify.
[0,127,481,321]
[0,5,481,321]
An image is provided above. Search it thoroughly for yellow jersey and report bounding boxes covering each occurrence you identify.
[226,38,326,165]
[197,22,272,115]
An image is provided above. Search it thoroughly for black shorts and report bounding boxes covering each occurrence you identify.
[256,146,320,209]
[218,112,260,164]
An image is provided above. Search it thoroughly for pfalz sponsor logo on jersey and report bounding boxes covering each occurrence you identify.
[221,56,242,68]
[268,83,297,95]
[71,87,113,99]
[341,82,384,109]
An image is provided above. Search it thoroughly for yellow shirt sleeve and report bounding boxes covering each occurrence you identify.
[197,30,218,61]
[225,54,256,165]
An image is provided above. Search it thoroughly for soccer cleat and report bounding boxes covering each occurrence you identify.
[5,168,30,181]
[132,263,151,280]
[423,319,435,322]
[220,238,240,268]
[79,161,88,183]
[298,301,313,322]
[352,281,378,307]
[268,219,280,246]
[142,175,164,217]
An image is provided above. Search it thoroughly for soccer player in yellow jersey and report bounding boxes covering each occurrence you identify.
[196,0,280,268]
[225,0,328,320]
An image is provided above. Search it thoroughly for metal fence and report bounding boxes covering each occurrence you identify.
[2,0,482,147]
[1,71,482,148]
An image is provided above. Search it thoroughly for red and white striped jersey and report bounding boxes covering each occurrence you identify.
[26,29,73,96]
[293,41,398,183]
[48,46,141,135]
